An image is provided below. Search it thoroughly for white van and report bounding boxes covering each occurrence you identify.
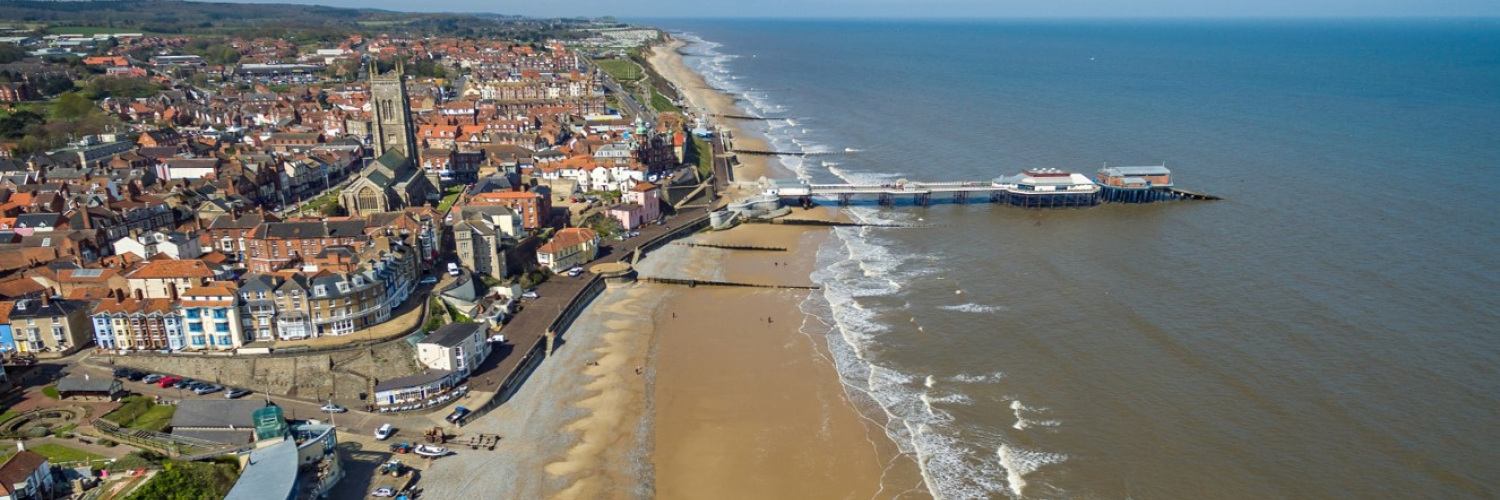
[447,262,460,276]
[375,423,394,440]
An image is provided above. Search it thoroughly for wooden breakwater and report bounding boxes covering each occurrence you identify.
[640,277,820,290]
[676,242,787,252]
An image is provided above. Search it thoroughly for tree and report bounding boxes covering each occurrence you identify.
[53,92,95,121]
[0,43,25,64]
[0,111,44,140]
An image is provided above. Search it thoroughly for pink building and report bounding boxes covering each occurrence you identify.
[610,182,661,231]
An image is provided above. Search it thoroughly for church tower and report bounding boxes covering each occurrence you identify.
[369,61,417,159]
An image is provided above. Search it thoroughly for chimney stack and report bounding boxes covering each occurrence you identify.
[134,289,144,300]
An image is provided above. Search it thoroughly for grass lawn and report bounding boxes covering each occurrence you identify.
[0,449,13,464]
[299,188,343,216]
[650,90,678,114]
[102,395,176,433]
[595,58,643,83]
[689,136,714,180]
[28,443,105,463]
[0,409,19,424]
[133,405,176,433]
[435,186,464,214]
[42,385,60,400]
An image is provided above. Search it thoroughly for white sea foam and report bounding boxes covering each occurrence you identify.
[683,30,1068,500]
[949,372,1007,384]
[939,303,1008,314]
[997,444,1068,498]
[1010,400,1061,431]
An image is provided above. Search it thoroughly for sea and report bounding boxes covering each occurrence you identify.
[648,18,1500,499]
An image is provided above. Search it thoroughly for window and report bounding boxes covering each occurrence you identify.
[52,326,65,341]
[212,309,228,319]
[215,323,229,333]
[185,309,200,319]
[191,336,205,346]
[188,323,203,333]
[218,335,232,346]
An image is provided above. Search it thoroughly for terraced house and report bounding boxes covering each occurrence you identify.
[90,295,181,351]
[5,296,92,357]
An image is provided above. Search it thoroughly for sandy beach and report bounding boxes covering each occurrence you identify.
[418,35,925,500]
[647,39,779,190]
[642,36,929,499]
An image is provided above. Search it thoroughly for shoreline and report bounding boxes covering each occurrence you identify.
[643,34,929,499]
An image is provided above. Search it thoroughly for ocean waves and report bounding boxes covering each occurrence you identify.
[680,30,1067,499]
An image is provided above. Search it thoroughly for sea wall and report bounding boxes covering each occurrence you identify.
[102,339,424,402]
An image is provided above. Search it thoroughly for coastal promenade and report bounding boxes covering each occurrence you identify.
[451,204,713,423]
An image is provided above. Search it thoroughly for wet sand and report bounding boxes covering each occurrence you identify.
[645,35,927,499]
[648,222,928,500]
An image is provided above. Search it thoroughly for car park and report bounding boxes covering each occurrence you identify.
[194,384,223,395]
[225,388,251,399]
[125,371,148,381]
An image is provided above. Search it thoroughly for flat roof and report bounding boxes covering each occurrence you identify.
[374,370,454,393]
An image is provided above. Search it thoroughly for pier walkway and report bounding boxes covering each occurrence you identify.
[776,181,1218,207]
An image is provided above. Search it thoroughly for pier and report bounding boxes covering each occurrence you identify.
[767,166,1219,208]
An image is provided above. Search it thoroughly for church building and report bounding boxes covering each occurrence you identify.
[341,62,436,215]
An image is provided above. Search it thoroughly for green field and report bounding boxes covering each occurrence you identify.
[28,443,105,463]
[102,395,177,432]
[595,59,643,83]
[650,90,678,114]
[46,26,187,36]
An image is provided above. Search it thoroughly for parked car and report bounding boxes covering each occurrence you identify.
[157,376,182,388]
[194,384,223,395]
[174,378,197,389]
[567,267,583,277]
[447,262,460,276]
[521,290,539,299]
[225,388,251,399]
[320,403,347,413]
[371,487,396,497]
[112,368,136,378]
[445,406,471,424]
[375,424,394,440]
[125,370,148,382]
[142,374,164,384]
[420,276,438,285]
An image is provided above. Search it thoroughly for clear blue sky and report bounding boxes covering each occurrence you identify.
[219,0,1500,19]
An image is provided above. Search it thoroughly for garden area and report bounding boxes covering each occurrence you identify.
[100,396,176,433]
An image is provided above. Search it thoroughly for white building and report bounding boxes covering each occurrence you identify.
[112,231,204,260]
[415,322,491,378]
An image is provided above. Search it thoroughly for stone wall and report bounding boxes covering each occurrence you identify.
[103,339,424,403]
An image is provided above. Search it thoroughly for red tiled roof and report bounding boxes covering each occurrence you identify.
[127,259,215,280]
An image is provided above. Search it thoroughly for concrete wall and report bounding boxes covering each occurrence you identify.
[103,339,424,402]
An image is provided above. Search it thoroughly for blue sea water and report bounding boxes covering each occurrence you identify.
[650,19,1500,499]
